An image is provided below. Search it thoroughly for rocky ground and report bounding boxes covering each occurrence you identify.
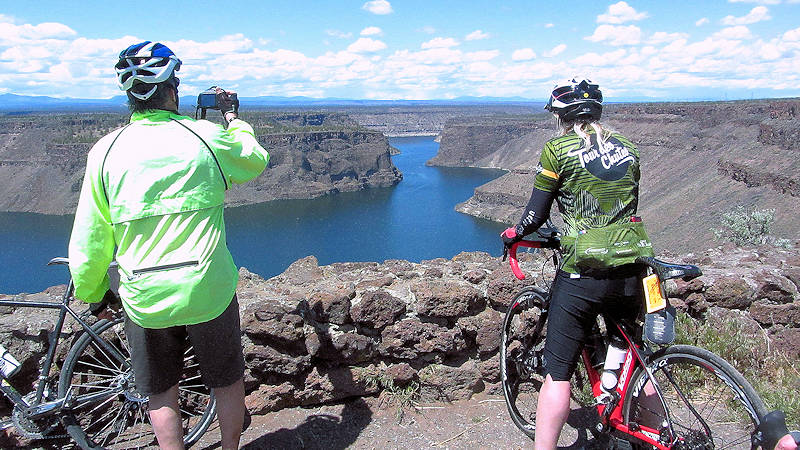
[1,243,799,448]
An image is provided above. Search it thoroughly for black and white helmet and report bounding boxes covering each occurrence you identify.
[115,41,181,101]
[544,77,602,122]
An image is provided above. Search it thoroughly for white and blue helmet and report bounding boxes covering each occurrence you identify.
[115,41,181,101]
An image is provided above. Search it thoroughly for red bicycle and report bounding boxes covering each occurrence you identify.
[500,228,769,449]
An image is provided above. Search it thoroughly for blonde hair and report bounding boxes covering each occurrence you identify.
[555,117,613,148]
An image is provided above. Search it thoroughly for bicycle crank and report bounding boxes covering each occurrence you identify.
[11,393,67,440]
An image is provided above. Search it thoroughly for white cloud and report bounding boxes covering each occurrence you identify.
[597,1,648,24]
[585,25,642,45]
[721,6,771,25]
[696,18,710,26]
[326,29,353,39]
[545,23,554,28]
[713,26,754,40]
[0,21,77,43]
[512,48,537,61]
[650,31,689,45]
[784,26,800,41]
[418,26,436,35]
[421,37,459,49]
[362,0,393,15]
[543,44,567,57]
[347,37,387,53]
[360,26,383,36]
[465,30,490,41]
[465,50,500,62]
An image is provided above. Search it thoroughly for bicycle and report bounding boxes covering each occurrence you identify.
[0,257,215,449]
[500,227,770,449]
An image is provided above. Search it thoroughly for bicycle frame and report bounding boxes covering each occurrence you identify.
[508,239,680,449]
[0,259,128,422]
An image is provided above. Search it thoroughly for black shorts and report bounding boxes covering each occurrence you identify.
[124,295,245,396]
[543,266,644,382]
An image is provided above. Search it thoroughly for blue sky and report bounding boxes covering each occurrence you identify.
[1,0,800,101]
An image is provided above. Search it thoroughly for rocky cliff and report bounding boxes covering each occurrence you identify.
[2,244,798,433]
[432,99,800,253]
[0,112,402,215]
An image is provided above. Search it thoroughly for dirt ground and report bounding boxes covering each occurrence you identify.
[3,393,604,449]
[193,393,601,450]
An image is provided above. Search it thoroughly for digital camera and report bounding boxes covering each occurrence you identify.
[197,86,237,110]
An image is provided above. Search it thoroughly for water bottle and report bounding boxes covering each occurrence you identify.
[0,344,21,378]
[600,336,627,391]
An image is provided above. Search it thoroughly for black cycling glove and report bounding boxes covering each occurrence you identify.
[216,88,239,116]
[88,289,119,317]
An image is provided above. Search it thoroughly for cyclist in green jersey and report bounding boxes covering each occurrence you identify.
[502,77,651,449]
[69,41,269,450]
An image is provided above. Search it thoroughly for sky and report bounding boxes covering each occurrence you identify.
[1,0,800,101]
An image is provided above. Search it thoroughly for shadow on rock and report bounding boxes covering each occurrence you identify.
[242,398,372,450]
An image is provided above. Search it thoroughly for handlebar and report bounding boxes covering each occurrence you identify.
[507,232,560,280]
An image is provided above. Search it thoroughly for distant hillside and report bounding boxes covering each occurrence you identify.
[430,98,800,253]
[0,111,401,215]
[0,93,541,112]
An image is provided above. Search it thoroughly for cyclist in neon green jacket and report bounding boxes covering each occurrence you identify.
[69,41,268,450]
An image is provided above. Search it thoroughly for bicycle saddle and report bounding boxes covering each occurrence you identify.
[635,256,702,281]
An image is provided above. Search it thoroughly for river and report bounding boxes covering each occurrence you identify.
[0,136,507,295]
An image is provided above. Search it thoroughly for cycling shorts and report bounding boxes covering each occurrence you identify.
[124,295,245,396]
[543,266,644,382]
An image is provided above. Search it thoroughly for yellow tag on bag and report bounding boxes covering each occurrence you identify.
[643,274,666,313]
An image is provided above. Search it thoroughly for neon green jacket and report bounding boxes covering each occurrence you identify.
[68,109,269,328]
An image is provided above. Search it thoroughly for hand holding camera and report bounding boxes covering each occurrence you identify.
[196,86,239,123]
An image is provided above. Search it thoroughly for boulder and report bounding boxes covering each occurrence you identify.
[703,275,754,309]
[242,298,307,351]
[456,308,502,355]
[298,365,381,405]
[245,381,299,414]
[413,280,485,318]
[379,320,467,360]
[307,285,355,324]
[350,289,406,329]
[419,361,482,402]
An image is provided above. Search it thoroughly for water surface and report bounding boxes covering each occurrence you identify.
[0,136,506,294]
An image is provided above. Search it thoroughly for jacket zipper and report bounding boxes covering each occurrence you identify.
[129,260,199,280]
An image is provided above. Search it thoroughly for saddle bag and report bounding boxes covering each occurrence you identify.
[574,218,654,270]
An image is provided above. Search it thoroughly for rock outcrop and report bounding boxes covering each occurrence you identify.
[2,244,798,426]
[431,99,800,254]
[0,112,402,215]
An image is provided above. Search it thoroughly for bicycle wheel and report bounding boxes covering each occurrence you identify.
[623,345,767,450]
[500,286,550,439]
[57,317,216,449]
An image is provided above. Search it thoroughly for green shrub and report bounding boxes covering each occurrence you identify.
[675,312,800,428]
[712,205,791,248]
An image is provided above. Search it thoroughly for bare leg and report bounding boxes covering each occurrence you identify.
[534,374,571,450]
[148,384,185,450]
[213,377,245,450]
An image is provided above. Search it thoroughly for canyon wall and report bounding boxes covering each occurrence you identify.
[431,99,800,253]
[0,112,402,215]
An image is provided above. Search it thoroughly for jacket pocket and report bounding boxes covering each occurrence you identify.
[128,260,199,280]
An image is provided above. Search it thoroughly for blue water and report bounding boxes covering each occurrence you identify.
[0,136,506,294]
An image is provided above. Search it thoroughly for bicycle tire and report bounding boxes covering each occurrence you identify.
[57,317,216,449]
[622,344,767,450]
[500,286,550,439]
